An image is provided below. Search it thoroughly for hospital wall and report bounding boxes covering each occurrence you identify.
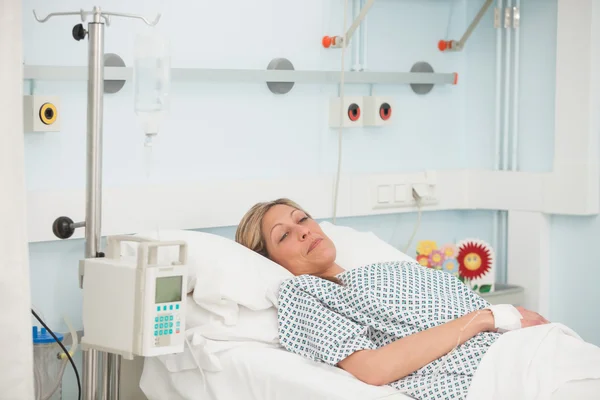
[22,0,597,394]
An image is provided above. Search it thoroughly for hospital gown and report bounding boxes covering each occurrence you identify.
[277,261,500,400]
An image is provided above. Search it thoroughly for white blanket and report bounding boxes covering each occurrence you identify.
[467,323,600,399]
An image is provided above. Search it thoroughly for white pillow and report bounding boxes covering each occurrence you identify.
[185,293,278,344]
[120,230,292,326]
[180,222,413,350]
[319,221,416,269]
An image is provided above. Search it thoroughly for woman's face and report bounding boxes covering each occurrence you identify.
[262,204,337,276]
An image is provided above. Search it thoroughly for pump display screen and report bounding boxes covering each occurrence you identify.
[155,276,182,304]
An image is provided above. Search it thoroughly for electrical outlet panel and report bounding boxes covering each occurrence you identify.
[329,96,364,128]
[23,95,61,132]
[412,183,439,206]
[363,96,394,127]
[372,180,438,209]
[372,183,412,209]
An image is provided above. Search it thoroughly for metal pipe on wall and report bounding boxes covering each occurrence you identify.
[360,0,368,71]
[351,0,362,71]
[502,0,512,171]
[511,0,521,171]
[498,0,514,284]
[494,0,504,171]
[345,0,375,43]
[492,0,504,284]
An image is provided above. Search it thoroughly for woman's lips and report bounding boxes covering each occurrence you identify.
[308,238,322,254]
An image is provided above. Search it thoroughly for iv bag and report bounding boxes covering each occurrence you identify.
[134,32,170,147]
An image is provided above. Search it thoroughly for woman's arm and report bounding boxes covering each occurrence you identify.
[337,310,494,386]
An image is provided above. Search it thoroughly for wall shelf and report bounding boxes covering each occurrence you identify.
[23,65,457,86]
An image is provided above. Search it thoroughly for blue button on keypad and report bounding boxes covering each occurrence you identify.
[154,331,158,336]
[170,316,173,321]
[176,321,180,326]
[159,323,163,328]
[155,317,158,322]
[169,322,173,327]
[163,306,167,311]
[156,306,160,312]
[160,316,164,322]
[159,330,163,335]
[155,324,158,329]
[176,304,180,310]
[169,305,173,310]
[169,329,173,334]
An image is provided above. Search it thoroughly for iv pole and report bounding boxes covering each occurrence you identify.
[34,6,161,400]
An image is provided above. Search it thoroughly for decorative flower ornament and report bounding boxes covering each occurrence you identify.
[416,240,438,256]
[456,239,494,280]
[417,254,430,268]
[441,244,458,259]
[429,250,444,268]
[442,258,459,275]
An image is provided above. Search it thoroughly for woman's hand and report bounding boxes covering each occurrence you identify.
[515,306,550,328]
[338,309,497,386]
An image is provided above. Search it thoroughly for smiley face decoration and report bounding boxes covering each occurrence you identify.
[456,239,495,293]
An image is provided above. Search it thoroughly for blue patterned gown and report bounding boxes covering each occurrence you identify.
[277,261,500,400]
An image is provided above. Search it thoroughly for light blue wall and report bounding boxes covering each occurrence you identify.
[23,0,598,397]
[25,0,485,331]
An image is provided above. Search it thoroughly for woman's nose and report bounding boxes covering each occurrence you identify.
[298,226,311,240]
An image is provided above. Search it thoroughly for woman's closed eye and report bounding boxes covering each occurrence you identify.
[279,217,309,242]
[279,232,289,242]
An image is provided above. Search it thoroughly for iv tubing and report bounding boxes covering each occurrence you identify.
[58,315,79,360]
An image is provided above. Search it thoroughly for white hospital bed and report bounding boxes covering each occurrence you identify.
[116,224,529,399]
[116,222,600,399]
[116,224,422,399]
[132,291,412,400]
[139,343,412,400]
[118,285,524,400]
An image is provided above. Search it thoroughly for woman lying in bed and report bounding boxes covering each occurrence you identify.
[235,198,600,400]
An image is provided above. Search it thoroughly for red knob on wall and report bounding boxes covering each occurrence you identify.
[347,103,361,121]
[379,103,392,121]
[438,40,452,51]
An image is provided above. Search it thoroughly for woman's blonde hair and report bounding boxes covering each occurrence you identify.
[235,198,311,258]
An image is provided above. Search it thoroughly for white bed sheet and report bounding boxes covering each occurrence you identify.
[140,343,412,400]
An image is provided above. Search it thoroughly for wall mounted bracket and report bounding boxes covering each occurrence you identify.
[438,0,494,52]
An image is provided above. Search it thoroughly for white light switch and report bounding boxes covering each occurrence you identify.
[377,185,391,203]
[394,185,407,202]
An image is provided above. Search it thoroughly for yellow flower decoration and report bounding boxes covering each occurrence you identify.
[416,240,438,256]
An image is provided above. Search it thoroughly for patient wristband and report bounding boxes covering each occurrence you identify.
[487,304,522,332]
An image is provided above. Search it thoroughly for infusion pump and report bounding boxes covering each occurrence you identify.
[80,235,188,360]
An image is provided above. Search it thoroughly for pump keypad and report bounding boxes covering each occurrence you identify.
[153,302,182,347]
[154,314,179,336]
